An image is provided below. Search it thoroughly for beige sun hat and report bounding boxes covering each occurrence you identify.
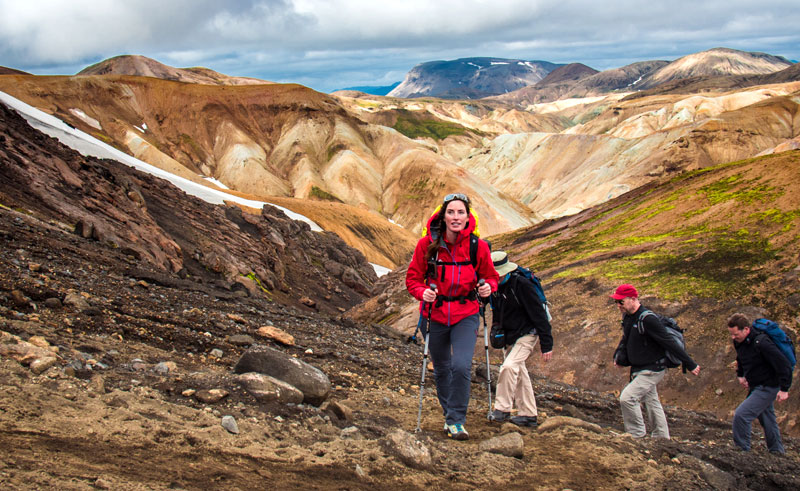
[491,251,517,276]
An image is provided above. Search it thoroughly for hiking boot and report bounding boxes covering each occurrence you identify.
[510,415,538,427]
[489,409,511,422]
[446,423,469,441]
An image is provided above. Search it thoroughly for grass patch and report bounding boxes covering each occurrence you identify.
[309,186,343,202]
[392,110,469,141]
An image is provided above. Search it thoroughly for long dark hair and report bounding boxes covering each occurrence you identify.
[424,198,471,263]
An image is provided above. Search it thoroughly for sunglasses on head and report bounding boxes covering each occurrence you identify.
[444,193,470,204]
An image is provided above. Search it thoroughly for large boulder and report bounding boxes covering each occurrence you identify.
[235,372,304,404]
[234,346,330,405]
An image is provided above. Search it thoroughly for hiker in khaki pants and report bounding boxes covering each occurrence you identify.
[488,251,553,427]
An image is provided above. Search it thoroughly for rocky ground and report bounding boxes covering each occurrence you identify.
[2,100,800,489]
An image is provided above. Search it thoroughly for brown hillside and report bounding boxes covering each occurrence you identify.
[78,54,271,85]
[0,74,539,238]
[0,66,30,75]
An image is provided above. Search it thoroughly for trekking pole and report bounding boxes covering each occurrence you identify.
[415,283,436,433]
[478,279,493,419]
[407,313,422,344]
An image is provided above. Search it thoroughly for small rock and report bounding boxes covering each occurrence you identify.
[11,290,30,308]
[154,361,177,374]
[89,374,105,393]
[256,325,295,346]
[28,262,42,272]
[715,388,723,396]
[479,432,524,458]
[137,280,149,288]
[354,464,366,479]
[329,400,354,421]
[30,357,58,375]
[210,348,224,358]
[94,477,113,489]
[537,416,603,434]
[221,415,239,434]
[227,313,246,324]
[300,296,317,308]
[383,430,432,469]
[228,334,255,346]
[341,426,361,439]
[28,336,50,349]
[181,389,196,397]
[63,292,90,311]
[196,389,229,403]
[44,298,62,309]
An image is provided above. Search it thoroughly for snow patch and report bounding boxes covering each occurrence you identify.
[371,263,391,277]
[490,62,509,65]
[203,177,229,189]
[68,108,101,130]
[0,90,321,232]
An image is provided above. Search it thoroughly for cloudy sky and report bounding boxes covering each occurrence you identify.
[1,0,798,93]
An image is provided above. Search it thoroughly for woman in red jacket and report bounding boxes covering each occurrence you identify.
[406,193,498,440]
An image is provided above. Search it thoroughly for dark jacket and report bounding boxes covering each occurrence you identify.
[491,269,553,352]
[734,329,793,392]
[614,305,698,373]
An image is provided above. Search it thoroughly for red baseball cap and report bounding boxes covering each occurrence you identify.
[610,284,638,300]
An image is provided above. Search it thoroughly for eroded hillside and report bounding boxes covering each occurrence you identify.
[0,75,539,240]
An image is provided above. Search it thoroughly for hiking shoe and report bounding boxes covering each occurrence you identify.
[446,423,469,441]
[510,415,538,427]
[489,410,511,422]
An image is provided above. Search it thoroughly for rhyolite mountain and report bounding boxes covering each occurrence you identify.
[78,54,272,86]
[387,57,562,99]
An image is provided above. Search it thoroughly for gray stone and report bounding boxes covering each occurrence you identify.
[383,430,432,470]
[228,334,255,346]
[340,426,362,440]
[44,297,62,309]
[236,372,304,404]
[63,292,90,311]
[210,348,224,358]
[235,346,330,406]
[154,361,177,374]
[221,415,239,434]
[479,432,524,458]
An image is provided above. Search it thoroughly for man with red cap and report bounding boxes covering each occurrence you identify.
[611,284,701,439]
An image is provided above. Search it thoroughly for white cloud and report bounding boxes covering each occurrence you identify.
[0,0,798,91]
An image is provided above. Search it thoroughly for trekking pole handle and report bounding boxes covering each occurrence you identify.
[423,283,437,304]
[477,278,489,304]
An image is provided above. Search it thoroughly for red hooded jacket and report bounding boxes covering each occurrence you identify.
[406,212,499,326]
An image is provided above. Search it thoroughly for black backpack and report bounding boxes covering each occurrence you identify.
[637,310,686,369]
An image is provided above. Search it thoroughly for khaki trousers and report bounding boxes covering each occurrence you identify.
[620,369,669,438]
[494,334,538,417]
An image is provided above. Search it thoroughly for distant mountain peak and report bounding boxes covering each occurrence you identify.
[638,47,793,89]
[388,56,563,99]
[78,54,272,86]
